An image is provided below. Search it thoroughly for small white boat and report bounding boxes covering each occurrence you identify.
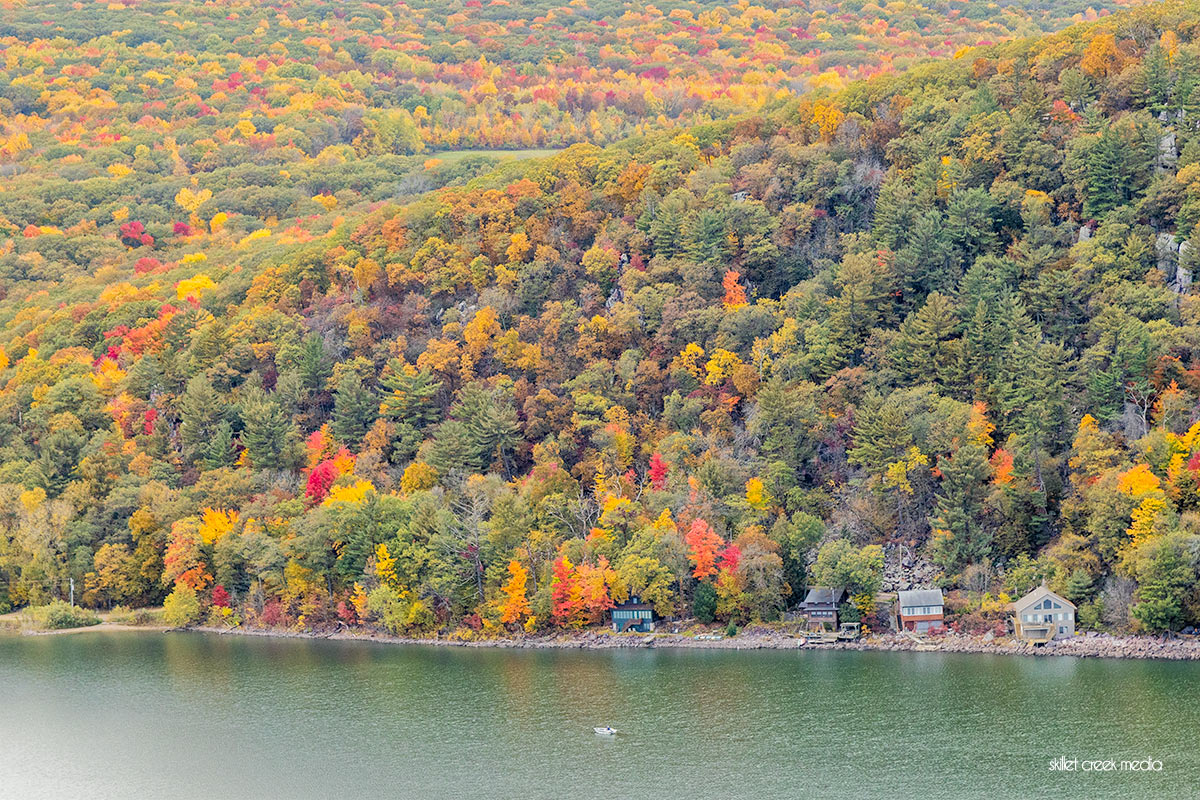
[593,726,617,736]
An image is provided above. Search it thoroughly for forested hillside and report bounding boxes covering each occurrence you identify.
[0,0,1134,159]
[4,0,1200,636]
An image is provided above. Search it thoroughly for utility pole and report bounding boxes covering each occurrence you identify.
[69,577,74,608]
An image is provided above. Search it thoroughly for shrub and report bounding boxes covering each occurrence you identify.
[162,585,202,627]
[32,600,100,630]
[259,598,286,627]
[367,585,435,635]
[206,605,240,627]
[1078,601,1103,631]
[107,605,164,625]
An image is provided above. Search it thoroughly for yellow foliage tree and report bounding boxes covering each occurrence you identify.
[323,479,376,506]
[745,477,769,510]
[704,348,744,386]
[374,543,400,591]
[1118,464,1161,497]
[400,462,438,494]
[176,273,217,301]
[883,447,930,494]
[175,187,212,214]
[671,342,705,381]
[198,508,239,545]
[1128,495,1167,547]
[499,560,532,625]
[966,402,994,448]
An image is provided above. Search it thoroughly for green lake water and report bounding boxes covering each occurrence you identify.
[1,631,1197,799]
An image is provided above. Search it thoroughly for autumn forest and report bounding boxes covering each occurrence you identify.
[4,0,1200,638]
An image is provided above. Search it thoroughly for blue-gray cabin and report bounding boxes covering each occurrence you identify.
[612,596,655,632]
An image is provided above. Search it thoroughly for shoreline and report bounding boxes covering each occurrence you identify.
[10,620,1200,661]
[173,625,1200,662]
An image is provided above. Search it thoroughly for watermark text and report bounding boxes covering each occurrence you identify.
[1049,756,1163,773]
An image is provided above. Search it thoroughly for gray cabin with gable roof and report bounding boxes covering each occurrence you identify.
[1011,585,1076,643]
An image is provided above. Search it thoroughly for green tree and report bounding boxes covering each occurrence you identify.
[239,395,298,470]
[35,417,87,496]
[891,292,960,388]
[453,382,521,475]
[693,580,717,623]
[1129,533,1198,633]
[808,539,884,597]
[929,441,994,573]
[332,373,377,448]
[163,584,202,627]
[179,376,226,464]
[380,362,442,462]
[202,421,237,470]
[297,333,332,393]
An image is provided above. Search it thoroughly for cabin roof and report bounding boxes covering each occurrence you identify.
[613,602,654,612]
[1011,584,1076,612]
[803,587,845,606]
[897,589,944,608]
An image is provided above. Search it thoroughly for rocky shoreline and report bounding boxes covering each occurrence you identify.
[183,625,1200,661]
[846,631,1200,661]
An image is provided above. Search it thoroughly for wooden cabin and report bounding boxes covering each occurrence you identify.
[800,587,846,631]
[611,596,655,632]
[896,588,945,633]
[1011,585,1076,643]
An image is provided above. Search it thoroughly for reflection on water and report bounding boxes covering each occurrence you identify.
[0,631,1197,799]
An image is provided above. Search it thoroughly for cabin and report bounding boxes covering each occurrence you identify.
[896,588,945,633]
[800,587,846,631]
[611,596,655,633]
[1011,585,1076,643]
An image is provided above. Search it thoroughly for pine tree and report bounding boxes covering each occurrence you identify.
[423,420,476,476]
[332,373,377,448]
[126,353,165,400]
[1174,48,1200,121]
[892,292,961,388]
[187,321,226,375]
[36,424,86,496]
[1144,45,1170,113]
[946,186,998,268]
[693,580,717,623]
[179,375,225,464]
[201,421,236,470]
[929,440,993,572]
[649,192,687,258]
[297,332,331,393]
[894,210,955,308]
[1084,125,1127,218]
[847,396,914,475]
[1064,569,1095,605]
[872,177,917,251]
[240,396,294,470]
[453,382,520,474]
[685,207,730,269]
[379,361,442,429]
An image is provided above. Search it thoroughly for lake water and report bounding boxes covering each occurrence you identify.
[1,631,1196,799]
